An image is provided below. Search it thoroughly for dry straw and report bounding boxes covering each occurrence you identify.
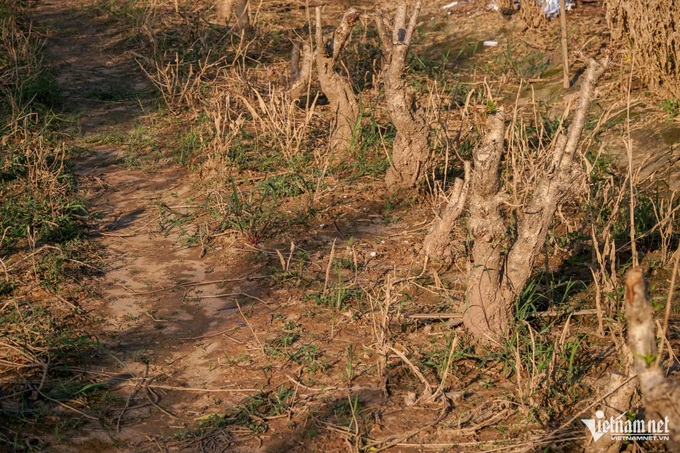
[606,0,680,98]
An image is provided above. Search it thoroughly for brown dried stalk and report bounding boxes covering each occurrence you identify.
[606,0,680,98]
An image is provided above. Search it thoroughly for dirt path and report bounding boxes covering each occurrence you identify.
[33,1,271,450]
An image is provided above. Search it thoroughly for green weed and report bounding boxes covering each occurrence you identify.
[225,181,280,245]
[660,98,680,117]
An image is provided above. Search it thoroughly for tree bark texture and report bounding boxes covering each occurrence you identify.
[463,111,509,343]
[375,0,430,190]
[315,7,360,152]
[625,268,680,449]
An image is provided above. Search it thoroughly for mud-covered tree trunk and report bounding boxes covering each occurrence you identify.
[315,7,360,152]
[463,57,609,344]
[624,268,680,449]
[217,0,250,34]
[375,1,430,190]
[464,111,510,343]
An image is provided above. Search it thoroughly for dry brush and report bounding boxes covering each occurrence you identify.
[606,0,680,98]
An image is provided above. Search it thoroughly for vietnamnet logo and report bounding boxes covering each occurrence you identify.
[581,410,671,442]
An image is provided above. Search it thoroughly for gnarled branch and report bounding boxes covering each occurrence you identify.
[315,6,361,151]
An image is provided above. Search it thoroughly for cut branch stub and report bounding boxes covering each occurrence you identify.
[315,7,360,152]
[625,268,680,448]
[217,0,251,34]
[422,161,471,260]
[375,0,430,191]
[288,41,314,102]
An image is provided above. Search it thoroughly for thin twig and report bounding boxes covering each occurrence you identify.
[235,299,263,351]
[385,345,433,397]
[38,390,98,421]
[286,375,338,392]
[117,381,260,393]
[199,292,269,305]
[323,239,336,295]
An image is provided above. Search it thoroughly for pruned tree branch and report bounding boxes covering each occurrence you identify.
[463,110,509,343]
[625,268,680,449]
[217,0,251,34]
[504,57,609,297]
[422,161,471,260]
[462,56,609,344]
[288,41,314,102]
[315,6,360,151]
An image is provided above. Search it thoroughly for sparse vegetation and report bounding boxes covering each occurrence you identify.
[2,0,679,452]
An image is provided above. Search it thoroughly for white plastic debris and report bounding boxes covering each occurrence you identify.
[369,251,377,257]
[486,1,500,11]
[483,40,499,47]
[493,1,575,17]
[442,1,458,9]
[540,0,575,17]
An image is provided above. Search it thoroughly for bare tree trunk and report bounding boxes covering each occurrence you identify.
[462,57,609,344]
[625,268,680,449]
[315,7,361,152]
[422,161,471,260]
[463,111,509,343]
[375,1,430,191]
[217,0,251,34]
[288,41,314,102]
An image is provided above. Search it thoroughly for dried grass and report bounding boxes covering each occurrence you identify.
[606,0,680,98]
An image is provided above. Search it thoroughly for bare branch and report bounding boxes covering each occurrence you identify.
[403,0,422,45]
[504,57,609,295]
[332,8,361,62]
[374,12,393,54]
[217,0,251,33]
[422,161,471,260]
[625,268,680,448]
[393,3,406,43]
